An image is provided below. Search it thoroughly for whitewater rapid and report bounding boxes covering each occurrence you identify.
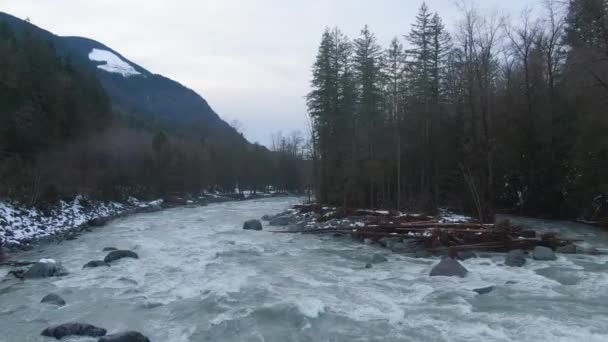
[1,197,608,341]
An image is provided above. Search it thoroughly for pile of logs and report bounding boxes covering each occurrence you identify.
[284,204,577,252]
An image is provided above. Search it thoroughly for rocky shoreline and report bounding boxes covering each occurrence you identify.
[1,191,290,252]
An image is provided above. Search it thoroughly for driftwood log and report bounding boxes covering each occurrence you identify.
[277,205,578,253]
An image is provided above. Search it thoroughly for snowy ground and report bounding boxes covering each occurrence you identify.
[0,196,130,246]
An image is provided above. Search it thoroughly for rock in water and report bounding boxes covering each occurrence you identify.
[429,258,468,278]
[533,246,557,260]
[243,219,263,231]
[41,323,106,339]
[103,247,118,252]
[98,331,151,342]
[104,250,139,263]
[41,293,66,306]
[473,286,495,295]
[83,260,111,268]
[23,261,69,279]
[505,250,527,267]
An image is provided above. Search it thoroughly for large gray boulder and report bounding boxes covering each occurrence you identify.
[41,293,66,307]
[98,331,150,342]
[104,250,139,263]
[243,219,263,231]
[41,323,106,339]
[429,258,468,278]
[83,260,111,268]
[505,250,527,267]
[533,246,557,260]
[23,260,69,279]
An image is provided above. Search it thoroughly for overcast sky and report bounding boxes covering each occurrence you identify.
[1,0,536,146]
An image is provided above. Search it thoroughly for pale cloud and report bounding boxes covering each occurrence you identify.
[1,0,536,146]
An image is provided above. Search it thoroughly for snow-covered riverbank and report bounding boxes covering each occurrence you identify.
[0,192,285,249]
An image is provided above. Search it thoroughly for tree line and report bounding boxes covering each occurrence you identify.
[0,21,310,205]
[307,0,608,223]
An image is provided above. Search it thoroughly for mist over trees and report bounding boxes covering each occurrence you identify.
[0,21,310,205]
[307,0,608,223]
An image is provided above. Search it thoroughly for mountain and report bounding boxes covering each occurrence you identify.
[0,12,243,142]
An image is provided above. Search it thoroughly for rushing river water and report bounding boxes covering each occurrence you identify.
[1,197,608,342]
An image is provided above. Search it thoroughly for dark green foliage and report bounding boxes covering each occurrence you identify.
[307,1,608,223]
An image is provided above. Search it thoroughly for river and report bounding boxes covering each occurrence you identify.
[1,197,607,341]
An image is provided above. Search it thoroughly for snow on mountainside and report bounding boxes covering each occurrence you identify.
[88,48,141,77]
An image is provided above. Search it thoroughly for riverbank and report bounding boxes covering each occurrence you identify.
[0,191,289,251]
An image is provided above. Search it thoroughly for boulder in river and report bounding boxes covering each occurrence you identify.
[429,258,468,278]
[104,250,139,263]
[41,293,66,306]
[41,323,106,339]
[83,260,111,268]
[23,260,69,279]
[533,246,557,261]
[98,331,151,342]
[473,286,495,295]
[243,219,263,231]
[505,250,527,267]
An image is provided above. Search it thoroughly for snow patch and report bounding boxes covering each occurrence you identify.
[88,48,141,77]
[0,196,127,245]
[439,209,472,223]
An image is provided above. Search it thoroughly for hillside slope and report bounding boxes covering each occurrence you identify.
[0,12,242,141]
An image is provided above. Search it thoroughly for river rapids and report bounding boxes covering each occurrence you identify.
[1,197,607,341]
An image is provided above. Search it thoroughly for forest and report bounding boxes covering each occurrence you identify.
[0,21,310,205]
[307,0,608,223]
